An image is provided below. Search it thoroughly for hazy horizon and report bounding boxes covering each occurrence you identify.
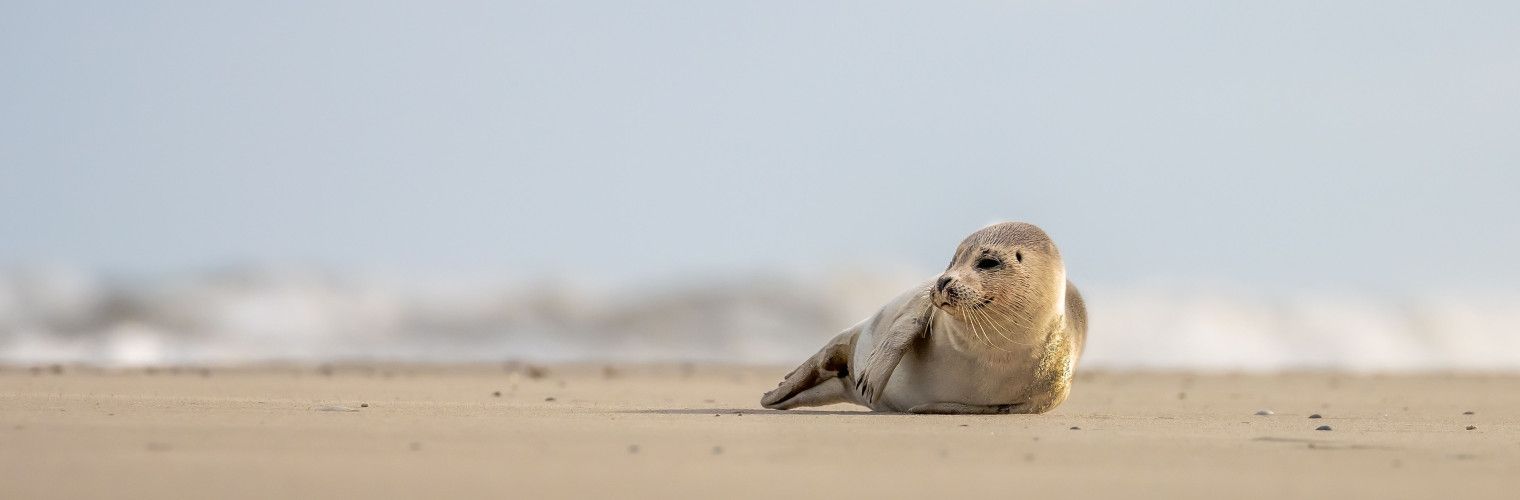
[4,2,1518,295]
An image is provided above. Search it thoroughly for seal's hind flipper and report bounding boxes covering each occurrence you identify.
[761,332,853,409]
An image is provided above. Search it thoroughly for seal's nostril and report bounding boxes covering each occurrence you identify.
[936,276,953,292]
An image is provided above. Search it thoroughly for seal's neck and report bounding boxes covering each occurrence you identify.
[933,304,1064,356]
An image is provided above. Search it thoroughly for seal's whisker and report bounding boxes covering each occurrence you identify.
[958,304,995,351]
[979,304,1040,346]
[968,306,1015,352]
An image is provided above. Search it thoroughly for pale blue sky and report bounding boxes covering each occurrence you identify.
[3,1,1518,290]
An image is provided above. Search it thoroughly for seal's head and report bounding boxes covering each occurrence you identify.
[932,222,1066,324]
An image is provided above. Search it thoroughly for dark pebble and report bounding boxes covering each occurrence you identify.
[360,403,369,408]
[544,397,556,402]
[1254,410,1274,416]
[1069,426,1081,430]
[1309,414,1322,419]
[492,391,502,397]
[958,424,968,427]
[1315,425,1333,431]
[1466,425,1477,430]
[1463,411,1475,415]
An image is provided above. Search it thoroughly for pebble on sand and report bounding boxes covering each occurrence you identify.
[544,397,556,402]
[1466,425,1477,430]
[1254,410,1274,416]
[1315,425,1333,431]
[1463,411,1475,415]
[1309,414,1323,419]
[492,391,502,397]
[360,403,369,408]
[1070,426,1081,430]
[315,405,359,412]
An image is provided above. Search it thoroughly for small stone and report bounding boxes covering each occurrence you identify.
[958,424,968,427]
[315,405,359,412]
[1466,425,1476,430]
[492,391,502,397]
[544,397,556,402]
[1315,425,1332,431]
[360,403,369,408]
[1069,426,1081,430]
[1309,414,1322,419]
[1463,411,1475,415]
[1255,410,1274,416]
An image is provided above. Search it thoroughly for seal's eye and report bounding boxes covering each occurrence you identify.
[975,257,1001,270]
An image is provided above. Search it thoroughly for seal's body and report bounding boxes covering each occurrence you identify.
[761,222,1087,414]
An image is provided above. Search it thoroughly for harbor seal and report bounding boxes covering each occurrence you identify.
[760,221,1087,414]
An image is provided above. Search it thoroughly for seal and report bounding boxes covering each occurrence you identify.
[760,221,1087,414]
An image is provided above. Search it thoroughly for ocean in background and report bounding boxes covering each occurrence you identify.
[2,266,1517,371]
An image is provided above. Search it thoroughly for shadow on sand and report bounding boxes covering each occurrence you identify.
[626,408,885,416]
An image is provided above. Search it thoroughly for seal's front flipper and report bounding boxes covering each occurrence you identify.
[906,402,1027,415]
[855,298,933,406]
[761,332,853,409]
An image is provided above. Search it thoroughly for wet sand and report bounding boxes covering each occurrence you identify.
[1,365,1516,499]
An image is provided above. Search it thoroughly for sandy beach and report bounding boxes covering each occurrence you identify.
[1,364,1516,499]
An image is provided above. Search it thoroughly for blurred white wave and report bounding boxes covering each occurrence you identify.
[1,266,1517,371]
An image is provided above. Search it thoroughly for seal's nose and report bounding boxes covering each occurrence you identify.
[936,275,953,292]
